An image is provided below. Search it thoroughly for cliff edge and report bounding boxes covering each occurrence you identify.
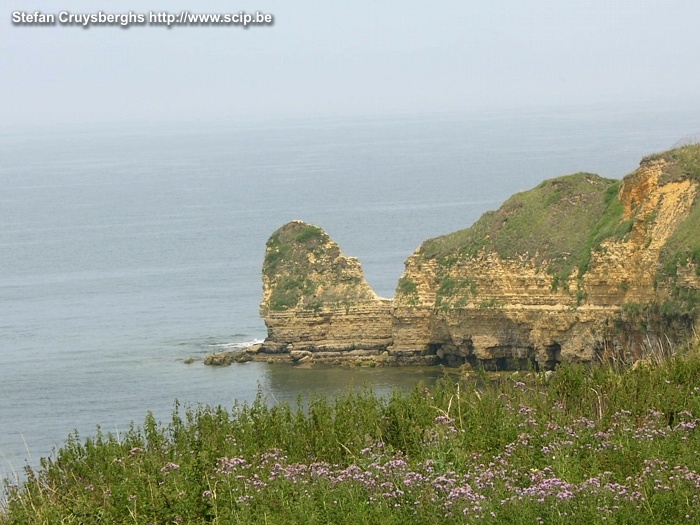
[258,145,700,369]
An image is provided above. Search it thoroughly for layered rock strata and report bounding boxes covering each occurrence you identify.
[254,146,700,369]
[257,221,431,365]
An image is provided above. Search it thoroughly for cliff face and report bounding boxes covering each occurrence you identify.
[259,146,700,368]
[259,221,397,364]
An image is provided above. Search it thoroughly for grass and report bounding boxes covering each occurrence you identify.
[645,144,700,279]
[396,277,418,295]
[645,145,700,322]
[268,275,318,312]
[656,145,700,277]
[420,173,617,261]
[294,224,326,244]
[396,277,419,306]
[263,221,372,312]
[4,345,700,524]
[660,192,700,275]
[435,276,478,310]
[418,173,623,283]
[263,222,334,282]
[644,144,700,184]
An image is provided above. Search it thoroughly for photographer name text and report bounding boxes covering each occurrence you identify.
[12,11,274,29]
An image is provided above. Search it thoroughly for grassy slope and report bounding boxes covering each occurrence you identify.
[417,173,628,300]
[643,145,700,321]
[655,145,700,275]
[3,346,700,524]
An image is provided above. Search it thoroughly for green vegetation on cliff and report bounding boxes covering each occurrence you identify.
[628,145,700,324]
[262,221,372,312]
[646,144,700,185]
[658,145,700,275]
[264,223,332,279]
[263,222,332,311]
[435,276,478,310]
[414,172,633,305]
[419,173,631,284]
[658,229,700,322]
[396,276,419,305]
[263,147,700,338]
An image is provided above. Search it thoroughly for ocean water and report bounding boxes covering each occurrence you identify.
[1,106,699,486]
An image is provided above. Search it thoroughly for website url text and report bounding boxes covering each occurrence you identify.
[12,11,274,29]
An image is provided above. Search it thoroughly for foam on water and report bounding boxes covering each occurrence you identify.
[212,338,265,350]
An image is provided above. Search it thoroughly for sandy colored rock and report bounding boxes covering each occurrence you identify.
[259,221,393,357]
[258,146,700,369]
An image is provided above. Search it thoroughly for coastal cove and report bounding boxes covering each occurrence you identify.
[2,106,700,488]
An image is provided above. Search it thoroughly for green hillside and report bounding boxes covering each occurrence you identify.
[418,172,628,285]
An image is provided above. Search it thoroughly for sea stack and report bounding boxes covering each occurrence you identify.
[259,220,409,365]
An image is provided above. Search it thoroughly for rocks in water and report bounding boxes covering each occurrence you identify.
[204,344,262,366]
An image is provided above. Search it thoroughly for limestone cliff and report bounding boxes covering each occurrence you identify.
[258,145,700,368]
[259,221,397,364]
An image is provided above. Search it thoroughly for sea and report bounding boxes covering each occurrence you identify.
[1,105,699,489]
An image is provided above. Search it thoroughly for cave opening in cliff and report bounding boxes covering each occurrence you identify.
[544,342,562,370]
[486,355,538,371]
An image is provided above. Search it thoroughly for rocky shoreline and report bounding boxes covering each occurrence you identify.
[209,145,700,371]
[203,343,438,367]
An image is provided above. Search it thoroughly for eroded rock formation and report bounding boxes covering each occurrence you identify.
[258,221,405,365]
[256,146,700,369]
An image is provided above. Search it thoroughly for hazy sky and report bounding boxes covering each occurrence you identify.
[2,0,700,128]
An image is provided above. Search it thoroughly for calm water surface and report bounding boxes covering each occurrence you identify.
[1,106,699,486]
